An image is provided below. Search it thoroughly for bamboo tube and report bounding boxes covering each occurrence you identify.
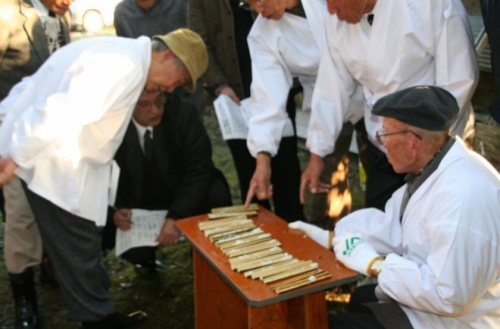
[233,253,292,272]
[226,239,281,258]
[228,247,283,267]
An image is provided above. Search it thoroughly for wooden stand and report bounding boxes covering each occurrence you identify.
[176,207,359,329]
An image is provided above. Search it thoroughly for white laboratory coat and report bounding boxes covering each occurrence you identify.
[335,138,500,329]
[0,36,151,225]
[246,0,327,157]
[307,0,479,157]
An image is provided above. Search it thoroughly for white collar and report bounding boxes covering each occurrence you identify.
[132,118,153,138]
[31,0,50,23]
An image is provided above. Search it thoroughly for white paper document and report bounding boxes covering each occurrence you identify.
[115,209,168,256]
[213,95,295,141]
[213,95,251,140]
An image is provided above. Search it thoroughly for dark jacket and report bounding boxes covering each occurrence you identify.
[114,95,215,220]
[0,0,70,101]
[188,0,255,98]
[113,0,186,38]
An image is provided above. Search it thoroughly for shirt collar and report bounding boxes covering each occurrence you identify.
[132,117,153,139]
[404,137,455,191]
[31,0,50,23]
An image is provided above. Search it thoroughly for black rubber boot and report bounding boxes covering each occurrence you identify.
[9,267,40,329]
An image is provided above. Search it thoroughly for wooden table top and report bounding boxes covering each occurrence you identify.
[176,206,359,307]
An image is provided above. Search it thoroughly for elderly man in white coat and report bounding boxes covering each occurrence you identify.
[0,28,207,329]
[301,0,478,211]
[243,0,363,224]
[291,85,500,329]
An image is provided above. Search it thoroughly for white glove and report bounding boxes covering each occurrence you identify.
[332,232,380,276]
[288,221,331,249]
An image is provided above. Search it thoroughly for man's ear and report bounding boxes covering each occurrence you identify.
[409,133,422,156]
[161,49,176,61]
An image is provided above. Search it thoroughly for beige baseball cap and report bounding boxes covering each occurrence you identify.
[153,28,208,93]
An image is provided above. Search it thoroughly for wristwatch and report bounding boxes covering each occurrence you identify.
[367,257,385,278]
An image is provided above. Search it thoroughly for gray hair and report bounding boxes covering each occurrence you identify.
[151,39,187,70]
[403,123,450,145]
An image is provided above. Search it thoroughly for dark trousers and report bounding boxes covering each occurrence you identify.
[226,86,305,222]
[0,188,5,220]
[270,134,306,222]
[227,138,270,209]
[365,141,406,211]
[481,0,500,121]
[227,137,305,223]
[23,183,114,322]
[102,171,233,266]
[329,284,413,329]
[309,120,369,230]
[329,284,384,329]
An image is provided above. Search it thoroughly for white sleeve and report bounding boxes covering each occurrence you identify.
[433,0,478,136]
[246,17,294,157]
[335,188,405,256]
[10,53,143,168]
[306,33,357,157]
[0,77,31,122]
[378,182,499,316]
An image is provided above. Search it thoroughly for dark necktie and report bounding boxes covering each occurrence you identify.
[144,130,153,162]
[368,14,374,25]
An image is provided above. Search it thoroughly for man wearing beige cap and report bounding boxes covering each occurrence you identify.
[0,28,207,328]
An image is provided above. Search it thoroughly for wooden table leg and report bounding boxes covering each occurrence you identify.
[193,249,247,329]
[248,291,328,329]
[193,250,329,329]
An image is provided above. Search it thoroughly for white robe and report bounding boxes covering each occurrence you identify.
[307,0,478,157]
[335,138,500,329]
[0,36,151,225]
[246,0,328,157]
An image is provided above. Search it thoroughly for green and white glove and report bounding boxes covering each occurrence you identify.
[332,232,380,276]
[288,221,331,249]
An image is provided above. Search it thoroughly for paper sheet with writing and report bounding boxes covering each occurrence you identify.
[213,95,294,140]
[115,209,168,256]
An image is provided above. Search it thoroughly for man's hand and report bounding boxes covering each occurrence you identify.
[156,218,180,246]
[0,157,18,188]
[288,221,333,249]
[300,153,331,204]
[245,0,299,20]
[332,232,380,276]
[245,153,273,207]
[113,208,132,231]
[217,85,241,105]
[326,0,373,23]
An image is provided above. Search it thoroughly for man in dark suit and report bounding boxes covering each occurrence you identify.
[103,89,232,269]
[0,0,71,327]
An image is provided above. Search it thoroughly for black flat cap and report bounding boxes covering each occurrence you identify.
[372,86,459,131]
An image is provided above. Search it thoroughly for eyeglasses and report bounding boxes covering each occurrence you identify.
[136,95,167,111]
[375,129,422,145]
[238,1,252,11]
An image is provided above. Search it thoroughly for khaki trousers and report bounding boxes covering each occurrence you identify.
[3,176,42,273]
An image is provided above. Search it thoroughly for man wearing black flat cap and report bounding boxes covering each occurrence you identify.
[290,86,500,329]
